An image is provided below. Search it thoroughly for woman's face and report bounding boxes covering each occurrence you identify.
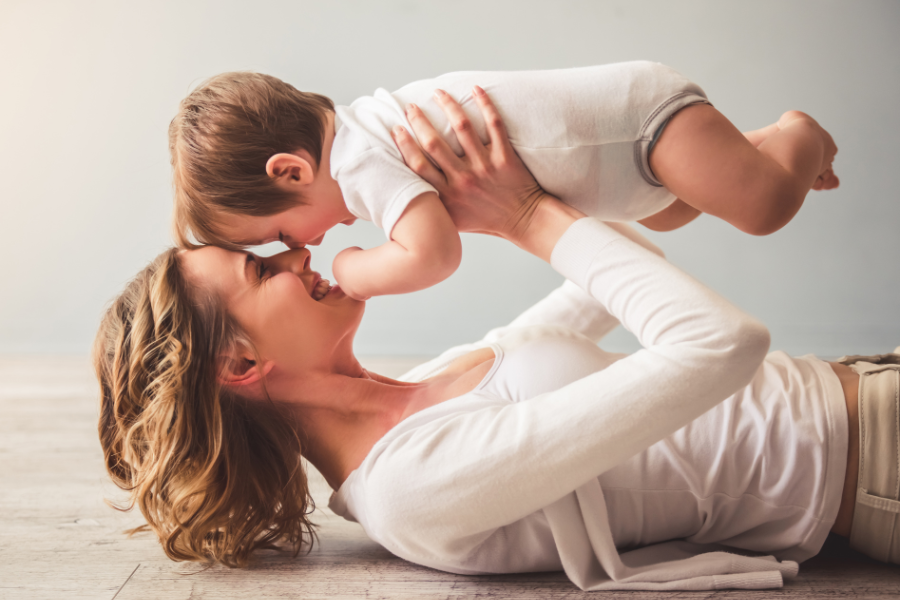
[180,245,365,379]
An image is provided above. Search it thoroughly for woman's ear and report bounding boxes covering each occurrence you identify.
[265,152,316,190]
[217,353,274,388]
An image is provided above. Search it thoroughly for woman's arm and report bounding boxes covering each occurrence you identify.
[380,88,771,541]
[393,90,666,344]
[373,218,770,543]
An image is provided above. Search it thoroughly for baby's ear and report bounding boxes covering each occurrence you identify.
[266,152,315,189]
[217,352,274,388]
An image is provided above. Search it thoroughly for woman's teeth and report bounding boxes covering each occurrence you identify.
[312,279,332,301]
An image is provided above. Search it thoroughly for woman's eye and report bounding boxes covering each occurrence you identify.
[257,262,270,280]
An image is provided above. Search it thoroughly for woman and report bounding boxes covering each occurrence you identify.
[94,93,898,591]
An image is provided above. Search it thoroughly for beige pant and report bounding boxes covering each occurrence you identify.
[838,353,900,564]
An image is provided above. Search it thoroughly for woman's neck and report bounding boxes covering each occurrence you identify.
[288,373,429,489]
[286,347,495,490]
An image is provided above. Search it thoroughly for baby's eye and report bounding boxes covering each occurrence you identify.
[278,231,284,243]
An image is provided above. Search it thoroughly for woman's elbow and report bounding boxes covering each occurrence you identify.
[724,316,771,381]
[741,318,770,361]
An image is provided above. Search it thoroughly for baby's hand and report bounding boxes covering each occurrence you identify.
[311,277,332,301]
[332,246,371,301]
[777,111,839,191]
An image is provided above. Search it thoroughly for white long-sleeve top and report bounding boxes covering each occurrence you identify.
[329,219,795,590]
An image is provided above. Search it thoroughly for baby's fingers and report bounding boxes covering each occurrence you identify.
[312,278,331,301]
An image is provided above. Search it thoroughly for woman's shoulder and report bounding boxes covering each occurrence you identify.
[328,390,503,531]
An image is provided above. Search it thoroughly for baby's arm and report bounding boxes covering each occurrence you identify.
[332,192,462,300]
[649,105,838,236]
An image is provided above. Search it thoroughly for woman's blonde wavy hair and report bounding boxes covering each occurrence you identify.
[92,248,316,567]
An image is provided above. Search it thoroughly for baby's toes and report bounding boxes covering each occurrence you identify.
[814,168,839,190]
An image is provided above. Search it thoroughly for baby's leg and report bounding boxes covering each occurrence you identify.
[638,199,701,232]
[649,104,838,235]
[742,122,781,148]
[742,113,839,191]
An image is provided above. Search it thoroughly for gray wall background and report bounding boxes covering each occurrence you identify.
[1,0,898,357]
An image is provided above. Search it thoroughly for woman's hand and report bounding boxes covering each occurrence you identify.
[392,86,583,261]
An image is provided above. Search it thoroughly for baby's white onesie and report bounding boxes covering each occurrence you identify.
[330,61,709,238]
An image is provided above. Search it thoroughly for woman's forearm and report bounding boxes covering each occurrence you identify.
[493,223,665,344]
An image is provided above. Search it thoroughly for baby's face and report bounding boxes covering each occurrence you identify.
[216,202,357,248]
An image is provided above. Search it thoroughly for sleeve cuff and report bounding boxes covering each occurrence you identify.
[381,181,439,239]
[549,218,623,289]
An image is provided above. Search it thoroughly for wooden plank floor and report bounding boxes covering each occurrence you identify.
[1,355,898,600]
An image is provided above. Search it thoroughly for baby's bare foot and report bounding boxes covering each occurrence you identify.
[744,111,815,147]
[814,167,840,190]
[742,122,781,147]
[778,111,839,190]
[776,110,814,129]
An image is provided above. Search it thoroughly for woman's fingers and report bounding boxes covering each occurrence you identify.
[433,89,488,163]
[405,103,464,174]
[472,86,515,161]
[392,125,445,187]
[397,84,548,240]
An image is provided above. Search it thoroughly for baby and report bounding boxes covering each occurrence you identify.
[169,62,838,300]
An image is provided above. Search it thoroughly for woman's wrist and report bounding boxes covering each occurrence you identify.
[510,194,586,263]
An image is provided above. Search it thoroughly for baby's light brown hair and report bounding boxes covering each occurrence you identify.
[169,72,334,250]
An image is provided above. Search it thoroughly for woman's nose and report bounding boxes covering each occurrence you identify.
[267,248,312,274]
